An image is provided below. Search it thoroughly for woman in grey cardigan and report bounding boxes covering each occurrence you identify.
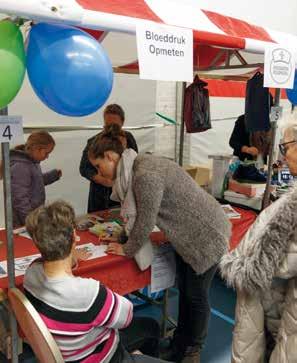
[88,124,231,363]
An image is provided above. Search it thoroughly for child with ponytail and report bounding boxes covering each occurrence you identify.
[4,131,61,227]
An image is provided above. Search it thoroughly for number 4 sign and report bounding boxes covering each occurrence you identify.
[0,116,23,144]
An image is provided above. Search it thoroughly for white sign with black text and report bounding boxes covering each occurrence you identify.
[151,244,176,294]
[136,21,193,82]
[0,116,23,144]
[264,45,296,89]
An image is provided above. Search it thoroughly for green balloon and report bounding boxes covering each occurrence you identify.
[0,20,25,109]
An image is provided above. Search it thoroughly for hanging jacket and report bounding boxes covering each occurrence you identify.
[220,186,297,362]
[183,76,211,133]
[10,149,60,228]
[245,72,272,132]
[79,131,138,213]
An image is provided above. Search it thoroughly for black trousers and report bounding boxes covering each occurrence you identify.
[87,182,120,213]
[173,255,217,355]
[112,317,169,363]
[120,317,160,357]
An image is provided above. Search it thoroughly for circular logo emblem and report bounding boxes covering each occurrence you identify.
[270,48,292,84]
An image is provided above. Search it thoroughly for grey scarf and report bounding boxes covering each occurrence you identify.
[111,149,138,235]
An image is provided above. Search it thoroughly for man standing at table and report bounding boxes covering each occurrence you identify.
[80,104,138,212]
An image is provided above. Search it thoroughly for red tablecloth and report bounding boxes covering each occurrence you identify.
[229,207,257,250]
[0,207,257,295]
[0,230,154,296]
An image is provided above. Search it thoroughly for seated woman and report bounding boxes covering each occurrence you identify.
[80,104,138,212]
[24,200,164,363]
[0,131,61,228]
[221,119,297,362]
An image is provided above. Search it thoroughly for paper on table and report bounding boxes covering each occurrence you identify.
[151,244,176,294]
[14,254,41,273]
[18,231,32,240]
[0,263,7,277]
[0,243,107,280]
[13,227,32,240]
[76,243,107,259]
[0,253,41,278]
[221,204,241,219]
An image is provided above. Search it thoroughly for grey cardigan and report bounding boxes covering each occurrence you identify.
[123,154,231,274]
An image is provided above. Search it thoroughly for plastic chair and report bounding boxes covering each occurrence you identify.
[8,288,64,363]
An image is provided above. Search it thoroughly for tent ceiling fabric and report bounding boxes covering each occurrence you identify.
[2,0,297,77]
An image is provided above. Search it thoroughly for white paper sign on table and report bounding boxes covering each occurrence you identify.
[151,244,176,293]
[136,21,193,82]
[0,116,23,144]
[264,45,296,89]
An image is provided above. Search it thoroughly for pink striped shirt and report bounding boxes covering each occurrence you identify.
[24,262,133,362]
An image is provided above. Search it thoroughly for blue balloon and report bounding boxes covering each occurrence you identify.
[286,70,297,105]
[27,23,113,116]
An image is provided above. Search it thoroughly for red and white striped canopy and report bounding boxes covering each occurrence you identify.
[2,0,297,77]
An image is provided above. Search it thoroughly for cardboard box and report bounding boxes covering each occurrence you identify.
[224,190,262,211]
[228,179,267,198]
[184,165,211,187]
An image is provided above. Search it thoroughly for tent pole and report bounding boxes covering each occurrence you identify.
[0,107,18,362]
[174,82,179,163]
[179,82,187,166]
[262,89,281,209]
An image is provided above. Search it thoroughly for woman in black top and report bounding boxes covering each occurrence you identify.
[229,114,271,164]
[229,114,259,161]
[80,104,138,212]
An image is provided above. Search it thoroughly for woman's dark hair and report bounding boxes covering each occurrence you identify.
[89,123,127,159]
[103,104,125,122]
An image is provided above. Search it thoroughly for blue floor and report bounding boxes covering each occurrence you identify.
[0,276,236,363]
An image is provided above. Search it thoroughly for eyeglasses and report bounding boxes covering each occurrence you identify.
[279,140,297,156]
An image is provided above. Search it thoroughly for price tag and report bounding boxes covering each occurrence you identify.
[0,116,23,144]
[270,106,283,123]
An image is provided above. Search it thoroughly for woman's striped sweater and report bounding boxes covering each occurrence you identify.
[24,262,133,362]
